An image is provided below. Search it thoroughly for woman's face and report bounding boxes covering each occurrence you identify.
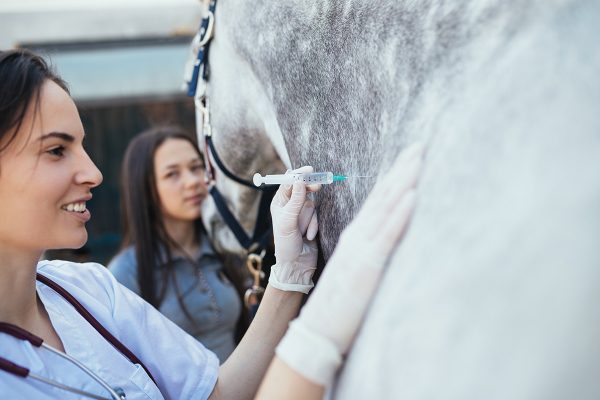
[0,80,103,253]
[154,138,207,223]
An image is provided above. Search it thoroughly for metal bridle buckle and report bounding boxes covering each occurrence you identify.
[195,95,212,138]
[244,251,266,308]
[195,95,216,184]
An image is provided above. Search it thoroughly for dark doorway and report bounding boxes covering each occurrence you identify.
[45,96,196,265]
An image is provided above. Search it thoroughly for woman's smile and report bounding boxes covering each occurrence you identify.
[61,203,91,222]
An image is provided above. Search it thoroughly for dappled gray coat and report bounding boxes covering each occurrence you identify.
[200,0,600,398]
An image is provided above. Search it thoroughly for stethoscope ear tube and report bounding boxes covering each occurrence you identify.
[1,352,123,400]
[35,273,157,386]
[27,370,116,400]
[1,355,121,399]
[41,342,125,399]
[0,355,30,377]
[0,305,127,399]
[0,322,43,346]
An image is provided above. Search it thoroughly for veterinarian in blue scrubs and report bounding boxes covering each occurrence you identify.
[0,49,423,400]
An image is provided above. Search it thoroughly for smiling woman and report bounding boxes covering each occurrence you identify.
[0,48,424,400]
[0,52,102,255]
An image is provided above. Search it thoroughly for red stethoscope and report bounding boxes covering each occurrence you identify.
[0,273,158,400]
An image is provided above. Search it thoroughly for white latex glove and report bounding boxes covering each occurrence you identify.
[269,166,321,294]
[276,142,425,385]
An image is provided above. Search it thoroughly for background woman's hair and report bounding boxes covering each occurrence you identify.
[0,49,69,153]
[117,125,248,339]
[119,125,192,307]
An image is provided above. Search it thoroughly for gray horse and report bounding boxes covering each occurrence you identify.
[196,0,600,398]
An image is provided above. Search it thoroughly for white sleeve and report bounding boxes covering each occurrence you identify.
[38,260,219,400]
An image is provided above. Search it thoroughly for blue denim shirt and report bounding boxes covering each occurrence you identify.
[108,235,241,363]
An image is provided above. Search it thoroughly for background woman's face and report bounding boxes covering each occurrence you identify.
[0,80,103,253]
[154,138,207,224]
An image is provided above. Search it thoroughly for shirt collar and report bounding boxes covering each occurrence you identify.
[157,232,216,264]
[197,232,216,258]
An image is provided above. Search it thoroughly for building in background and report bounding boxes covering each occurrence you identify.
[1,0,203,263]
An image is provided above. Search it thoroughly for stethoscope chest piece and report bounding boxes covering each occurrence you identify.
[115,387,126,399]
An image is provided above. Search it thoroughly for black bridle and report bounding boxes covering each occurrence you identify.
[185,0,278,255]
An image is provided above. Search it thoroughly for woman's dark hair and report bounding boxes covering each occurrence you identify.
[0,49,69,153]
[118,126,248,340]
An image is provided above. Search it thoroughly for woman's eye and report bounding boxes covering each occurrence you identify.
[190,164,204,172]
[165,171,179,179]
[47,146,65,157]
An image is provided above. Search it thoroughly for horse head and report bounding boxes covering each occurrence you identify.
[185,8,289,256]
[192,0,417,260]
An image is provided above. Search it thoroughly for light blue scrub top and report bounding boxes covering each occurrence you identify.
[108,234,242,363]
[0,260,219,400]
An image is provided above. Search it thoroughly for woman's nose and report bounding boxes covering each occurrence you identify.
[185,168,206,189]
[76,150,103,188]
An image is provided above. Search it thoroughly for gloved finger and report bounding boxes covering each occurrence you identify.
[290,166,324,193]
[272,182,293,210]
[361,143,424,216]
[298,200,315,235]
[290,165,314,174]
[279,168,297,202]
[306,183,322,193]
[273,166,314,209]
[359,157,421,239]
[376,189,417,255]
[306,210,319,240]
[379,142,424,189]
[284,182,307,215]
[379,156,422,214]
[400,141,425,163]
[373,143,423,193]
[291,166,322,193]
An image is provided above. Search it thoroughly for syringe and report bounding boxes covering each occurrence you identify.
[253,172,347,187]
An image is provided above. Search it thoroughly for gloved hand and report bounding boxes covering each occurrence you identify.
[276,143,425,386]
[269,166,321,294]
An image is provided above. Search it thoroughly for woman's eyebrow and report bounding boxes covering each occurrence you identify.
[162,163,180,170]
[39,132,75,142]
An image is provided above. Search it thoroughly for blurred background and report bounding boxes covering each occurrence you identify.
[1,0,203,264]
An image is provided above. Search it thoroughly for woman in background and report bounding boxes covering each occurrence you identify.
[109,127,245,363]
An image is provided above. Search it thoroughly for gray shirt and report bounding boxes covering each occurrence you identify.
[108,235,241,363]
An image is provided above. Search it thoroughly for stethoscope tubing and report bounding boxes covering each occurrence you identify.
[0,277,130,400]
[0,341,125,400]
[41,342,125,399]
[28,371,114,400]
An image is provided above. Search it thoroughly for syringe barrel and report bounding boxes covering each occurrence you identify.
[303,172,333,184]
[263,172,333,185]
